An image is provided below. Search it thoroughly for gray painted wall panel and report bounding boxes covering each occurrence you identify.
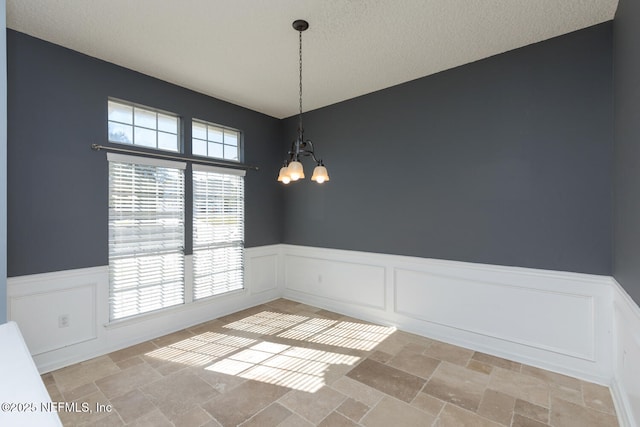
[282,23,613,275]
[1,0,7,322]
[613,0,640,304]
[6,22,617,284]
[7,31,283,277]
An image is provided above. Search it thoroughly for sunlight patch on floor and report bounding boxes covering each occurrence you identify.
[277,318,338,340]
[206,340,360,392]
[145,309,396,392]
[309,321,396,351]
[223,311,309,335]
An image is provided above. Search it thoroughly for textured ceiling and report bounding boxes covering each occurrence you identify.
[6,0,618,119]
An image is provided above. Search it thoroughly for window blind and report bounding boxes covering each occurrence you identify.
[192,165,245,300]
[108,154,186,321]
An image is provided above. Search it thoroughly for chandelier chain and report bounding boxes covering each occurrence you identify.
[298,29,303,129]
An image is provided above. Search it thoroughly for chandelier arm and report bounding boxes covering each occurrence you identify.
[287,145,320,164]
[302,140,320,163]
[307,151,320,163]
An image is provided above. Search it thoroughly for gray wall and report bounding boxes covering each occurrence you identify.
[7,30,283,277]
[5,22,620,288]
[1,1,7,322]
[282,23,613,275]
[613,0,640,304]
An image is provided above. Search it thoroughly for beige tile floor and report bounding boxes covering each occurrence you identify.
[42,299,619,426]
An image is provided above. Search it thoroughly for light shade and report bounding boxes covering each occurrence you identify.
[288,161,305,181]
[311,165,330,183]
[277,166,291,184]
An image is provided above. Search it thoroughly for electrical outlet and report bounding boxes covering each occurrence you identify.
[58,314,70,328]
[317,274,322,283]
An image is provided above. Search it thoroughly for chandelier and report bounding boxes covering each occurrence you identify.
[277,20,330,184]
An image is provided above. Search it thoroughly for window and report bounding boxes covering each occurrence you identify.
[106,100,246,321]
[192,120,240,161]
[192,165,245,299]
[108,99,180,152]
[108,153,186,320]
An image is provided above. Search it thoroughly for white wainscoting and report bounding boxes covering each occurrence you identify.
[9,268,100,357]
[394,267,596,360]
[611,279,640,427]
[6,245,281,373]
[281,245,613,384]
[284,254,386,310]
[8,243,640,426]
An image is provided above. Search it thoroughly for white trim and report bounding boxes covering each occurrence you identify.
[7,244,640,426]
[611,277,640,320]
[280,244,613,384]
[103,287,248,330]
[6,245,281,373]
[392,266,597,361]
[610,278,640,427]
[192,163,246,176]
[12,284,97,355]
[107,151,186,169]
[283,253,386,310]
[7,266,108,288]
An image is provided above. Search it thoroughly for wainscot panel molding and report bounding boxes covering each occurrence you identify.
[282,244,640,425]
[6,245,282,374]
[281,244,613,385]
[394,267,596,360]
[7,266,105,358]
[8,244,639,426]
[611,279,640,427]
[284,254,386,310]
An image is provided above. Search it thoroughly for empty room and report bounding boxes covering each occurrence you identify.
[1,0,639,426]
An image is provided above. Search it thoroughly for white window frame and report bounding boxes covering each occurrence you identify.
[107,153,186,321]
[108,99,181,153]
[192,119,241,162]
[106,98,249,322]
[192,164,246,301]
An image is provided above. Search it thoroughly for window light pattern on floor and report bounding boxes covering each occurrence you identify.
[206,341,358,392]
[224,312,395,351]
[144,310,395,392]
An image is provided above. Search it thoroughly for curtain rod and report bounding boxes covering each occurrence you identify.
[91,144,259,171]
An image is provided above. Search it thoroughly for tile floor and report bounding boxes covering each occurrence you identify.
[42,299,619,426]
